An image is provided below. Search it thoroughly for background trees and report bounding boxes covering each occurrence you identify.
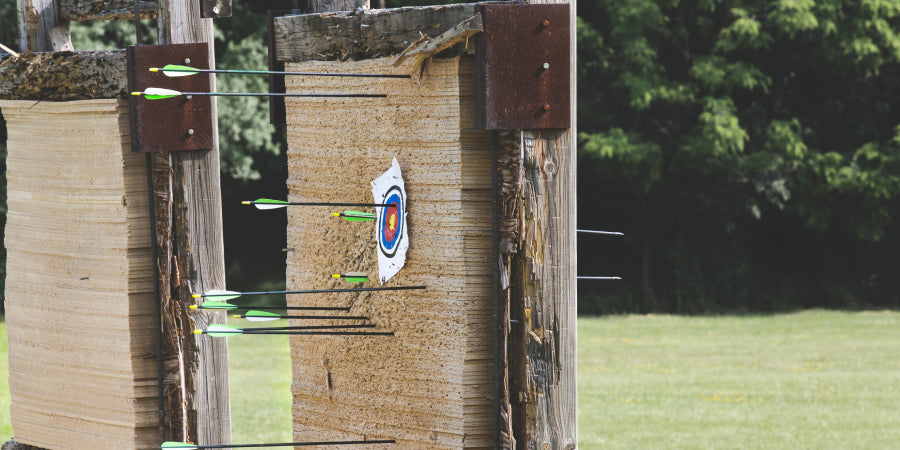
[578,0,900,313]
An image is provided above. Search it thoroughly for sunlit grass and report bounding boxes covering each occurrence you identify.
[578,310,900,448]
[227,318,293,444]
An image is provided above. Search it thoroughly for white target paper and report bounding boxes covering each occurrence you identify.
[371,158,408,284]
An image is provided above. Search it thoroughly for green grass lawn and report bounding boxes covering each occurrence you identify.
[2,311,899,447]
[578,310,900,448]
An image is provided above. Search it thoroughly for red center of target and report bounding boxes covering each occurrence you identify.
[384,203,399,241]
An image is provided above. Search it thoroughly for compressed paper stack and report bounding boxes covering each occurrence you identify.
[2,99,158,449]
[284,56,497,448]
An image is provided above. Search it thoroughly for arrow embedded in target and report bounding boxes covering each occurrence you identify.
[191,285,426,302]
[193,324,394,337]
[333,272,368,283]
[334,210,377,221]
[132,88,386,100]
[160,438,396,449]
[244,198,393,210]
[151,64,411,79]
[236,310,369,321]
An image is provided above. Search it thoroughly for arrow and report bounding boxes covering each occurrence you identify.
[191,300,350,311]
[191,285,427,301]
[237,324,377,331]
[131,88,385,100]
[194,324,394,337]
[152,64,411,79]
[160,438,396,449]
[577,229,625,236]
[236,310,369,321]
[334,210,377,221]
[333,272,368,283]
[244,198,392,210]
[577,276,622,280]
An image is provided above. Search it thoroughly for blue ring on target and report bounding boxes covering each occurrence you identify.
[378,186,404,257]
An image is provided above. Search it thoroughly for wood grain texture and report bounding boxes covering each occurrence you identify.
[58,0,158,21]
[308,0,367,14]
[17,0,72,52]
[2,99,157,449]
[155,0,230,445]
[502,0,577,447]
[285,56,495,448]
[272,4,477,62]
[0,50,127,100]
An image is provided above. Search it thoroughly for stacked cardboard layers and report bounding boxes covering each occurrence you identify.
[284,56,496,449]
[2,99,158,449]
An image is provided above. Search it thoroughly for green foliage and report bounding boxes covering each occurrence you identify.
[578,0,900,312]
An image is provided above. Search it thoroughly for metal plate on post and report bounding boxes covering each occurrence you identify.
[201,0,232,18]
[127,43,213,152]
[476,3,570,130]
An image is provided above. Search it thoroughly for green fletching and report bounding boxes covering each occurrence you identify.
[344,277,368,283]
[198,300,237,310]
[160,442,198,449]
[145,93,178,99]
[243,310,281,322]
[342,210,376,221]
[254,198,288,205]
[161,64,200,77]
[205,324,244,337]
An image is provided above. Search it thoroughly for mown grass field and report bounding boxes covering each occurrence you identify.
[2,311,899,447]
[578,310,900,448]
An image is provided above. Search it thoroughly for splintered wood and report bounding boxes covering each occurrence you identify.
[285,56,495,448]
[1,99,158,449]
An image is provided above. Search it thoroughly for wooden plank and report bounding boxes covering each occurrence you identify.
[154,0,230,445]
[58,0,158,21]
[272,4,478,62]
[309,0,366,13]
[0,50,127,100]
[502,0,577,448]
[17,0,72,52]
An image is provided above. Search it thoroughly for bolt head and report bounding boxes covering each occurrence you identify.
[542,19,550,27]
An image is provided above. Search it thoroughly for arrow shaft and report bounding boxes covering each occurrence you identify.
[246,324,376,331]
[164,67,410,78]
[577,229,625,236]
[241,314,369,320]
[175,439,396,449]
[181,92,386,98]
[203,285,427,298]
[252,201,393,207]
[239,330,394,336]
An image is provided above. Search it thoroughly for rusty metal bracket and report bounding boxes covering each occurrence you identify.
[127,43,213,153]
[476,3,570,130]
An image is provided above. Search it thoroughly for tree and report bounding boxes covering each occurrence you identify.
[577,0,900,313]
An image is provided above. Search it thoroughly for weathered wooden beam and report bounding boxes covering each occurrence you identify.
[272,3,478,62]
[58,0,158,21]
[153,0,230,446]
[0,50,127,100]
[17,0,72,52]
[504,0,577,448]
[309,0,366,13]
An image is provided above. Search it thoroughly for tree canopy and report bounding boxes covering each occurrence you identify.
[578,0,900,313]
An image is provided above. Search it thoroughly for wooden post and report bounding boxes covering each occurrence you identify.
[503,0,577,448]
[17,0,72,51]
[154,0,230,445]
[308,0,368,13]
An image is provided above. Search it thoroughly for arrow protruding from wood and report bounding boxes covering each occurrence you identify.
[152,64,411,79]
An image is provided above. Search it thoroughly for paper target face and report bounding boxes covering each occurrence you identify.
[371,158,408,284]
[378,187,404,257]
